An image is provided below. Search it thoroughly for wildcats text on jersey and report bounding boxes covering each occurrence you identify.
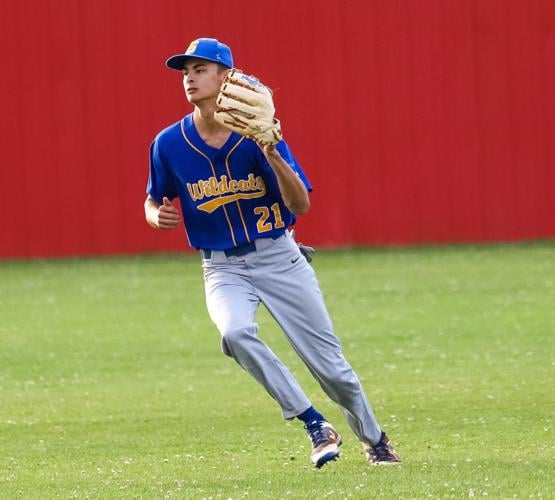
[187,173,266,214]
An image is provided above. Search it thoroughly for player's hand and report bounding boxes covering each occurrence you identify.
[157,197,181,230]
[258,142,278,159]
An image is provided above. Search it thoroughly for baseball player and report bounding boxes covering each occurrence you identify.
[144,37,401,467]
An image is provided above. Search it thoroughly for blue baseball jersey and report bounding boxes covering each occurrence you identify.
[147,114,312,250]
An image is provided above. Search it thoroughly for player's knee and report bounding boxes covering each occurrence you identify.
[335,369,359,390]
[318,364,360,395]
[219,324,257,357]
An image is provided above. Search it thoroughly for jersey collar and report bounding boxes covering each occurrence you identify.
[182,114,243,159]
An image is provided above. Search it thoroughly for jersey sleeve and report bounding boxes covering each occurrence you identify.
[146,138,178,202]
[261,141,312,192]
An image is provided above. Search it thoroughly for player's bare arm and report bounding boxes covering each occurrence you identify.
[144,195,181,230]
[261,144,310,215]
[211,68,307,214]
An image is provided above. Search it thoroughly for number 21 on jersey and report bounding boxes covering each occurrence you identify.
[254,203,285,233]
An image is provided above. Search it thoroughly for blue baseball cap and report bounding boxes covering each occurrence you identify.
[165,38,234,71]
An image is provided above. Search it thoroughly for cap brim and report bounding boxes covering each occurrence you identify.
[165,54,231,71]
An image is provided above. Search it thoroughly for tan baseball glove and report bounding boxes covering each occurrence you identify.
[214,69,282,145]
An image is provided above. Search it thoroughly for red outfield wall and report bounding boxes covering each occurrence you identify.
[1,0,554,258]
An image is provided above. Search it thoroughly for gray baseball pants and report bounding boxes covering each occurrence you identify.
[201,230,382,445]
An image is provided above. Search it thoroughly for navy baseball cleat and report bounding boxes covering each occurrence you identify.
[363,431,401,465]
[305,419,342,468]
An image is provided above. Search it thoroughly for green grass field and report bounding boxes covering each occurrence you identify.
[1,242,554,498]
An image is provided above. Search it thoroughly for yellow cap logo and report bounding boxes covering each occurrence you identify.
[185,39,199,55]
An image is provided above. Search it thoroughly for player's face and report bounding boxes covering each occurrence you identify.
[182,59,227,105]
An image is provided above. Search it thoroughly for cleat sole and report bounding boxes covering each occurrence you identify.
[315,450,340,468]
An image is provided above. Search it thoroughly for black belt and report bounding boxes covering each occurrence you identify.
[201,241,257,260]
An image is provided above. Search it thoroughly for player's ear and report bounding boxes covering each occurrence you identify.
[218,66,230,85]
[218,64,230,76]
